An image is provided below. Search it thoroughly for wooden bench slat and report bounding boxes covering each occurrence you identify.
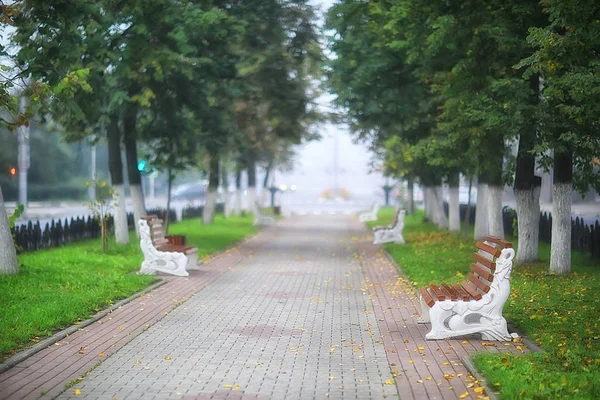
[472,252,496,271]
[470,263,494,282]
[460,280,482,300]
[429,283,446,301]
[419,287,435,308]
[452,283,472,301]
[475,241,502,258]
[468,272,491,293]
[440,283,458,301]
[484,235,513,249]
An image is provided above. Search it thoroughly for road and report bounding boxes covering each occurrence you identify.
[6,194,600,228]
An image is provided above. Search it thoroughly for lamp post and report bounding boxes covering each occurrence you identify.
[18,97,30,215]
[383,177,393,206]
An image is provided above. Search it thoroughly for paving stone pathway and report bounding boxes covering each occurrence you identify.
[0,214,529,400]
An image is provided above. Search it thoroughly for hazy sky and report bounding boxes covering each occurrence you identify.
[277,0,387,200]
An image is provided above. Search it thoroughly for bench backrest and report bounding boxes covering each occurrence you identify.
[140,215,169,248]
[391,209,406,230]
[459,235,513,301]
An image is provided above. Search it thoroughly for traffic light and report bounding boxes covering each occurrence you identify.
[137,160,147,172]
[9,167,16,176]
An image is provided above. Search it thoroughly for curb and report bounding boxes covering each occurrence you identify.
[462,356,500,400]
[0,280,167,374]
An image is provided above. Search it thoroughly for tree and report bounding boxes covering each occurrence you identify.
[518,0,600,274]
[0,1,89,274]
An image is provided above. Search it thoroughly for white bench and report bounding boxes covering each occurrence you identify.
[253,202,276,226]
[138,216,198,277]
[358,202,379,222]
[417,236,516,341]
[373,209,405,244]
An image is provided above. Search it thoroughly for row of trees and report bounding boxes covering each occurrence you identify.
[0,0,322,275]
[326,0,600,275]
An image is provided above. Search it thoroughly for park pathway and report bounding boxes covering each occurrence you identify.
[1,215,528,399]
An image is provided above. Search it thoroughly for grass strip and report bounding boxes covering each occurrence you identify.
[369,207,600,400]
[0,214,257,361]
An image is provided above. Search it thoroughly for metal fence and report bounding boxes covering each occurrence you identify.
[11,204,224,253]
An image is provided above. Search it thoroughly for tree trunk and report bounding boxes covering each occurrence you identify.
[448,185,460,232]
[487,184,504,239]
[203,154,219,224]
[474,181,488,240]
[514,185,541,263]
[165,166,173,233]
[107,116,129,244]
[433,185,448,229]
[247,158,257,209]
[0,185,18,275]
[464,178,473,236]
[514,74,542,262]
[123,103,146,237]
[422,185,431,222]
[234,166,242,216]
[407,178,414,214]
[550,150,572,275]
[514,128,542,263]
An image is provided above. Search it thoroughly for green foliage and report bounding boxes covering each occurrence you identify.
[0,214,256,360]
[374,209,600,400]
[7,204,24,230]
[517,0,600,194]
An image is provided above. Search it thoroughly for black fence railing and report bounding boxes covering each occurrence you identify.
[444,203,600,260]
[12,203,224,254]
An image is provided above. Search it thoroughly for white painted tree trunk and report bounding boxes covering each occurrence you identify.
[130,184,146,237]
[423,186,431,222]
[0,185,18,275]
[247,187,257,212]
[224,191,232,217]
[550,182,571,275]
[433,185,448,229]
[448,186,460,232]
[113,184,129,244]
[234,189,242,216]
[474,182,489,240]
[407,184,414,214]
[487,184,504,239]
[203,190,218,224]
[514,186,541,264]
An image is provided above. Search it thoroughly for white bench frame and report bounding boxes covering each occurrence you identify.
[417,238,516,341]
[358,202,379,222]
[138,219,189,276]
[253,202,275,226]
[373,209,406,244]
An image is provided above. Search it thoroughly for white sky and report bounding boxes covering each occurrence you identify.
[277,0,386,200]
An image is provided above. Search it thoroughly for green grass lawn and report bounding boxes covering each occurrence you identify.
[369,207,600,400]
[0,214,257,361]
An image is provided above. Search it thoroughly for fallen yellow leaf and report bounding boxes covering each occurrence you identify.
[459,391,470,399]
[474,387,485,394]
[74,389,81,395]
[385,379,394,385]
[165,356,171,360]
[224,385,233,389]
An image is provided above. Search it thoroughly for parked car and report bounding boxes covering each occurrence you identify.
[171,181,207,201]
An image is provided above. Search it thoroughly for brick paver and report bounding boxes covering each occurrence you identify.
[1,214,529,400]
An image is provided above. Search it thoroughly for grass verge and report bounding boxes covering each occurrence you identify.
[369,207,600,399]
[0,214,257,361]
